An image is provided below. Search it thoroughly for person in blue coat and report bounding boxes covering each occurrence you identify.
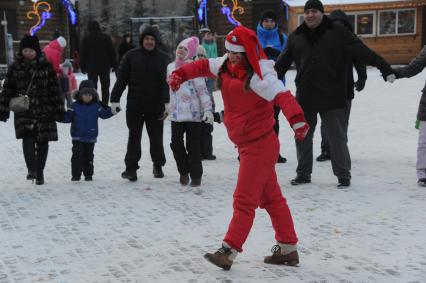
[257,10,287,62]
[62,80,116,181]
[257,10,288,163]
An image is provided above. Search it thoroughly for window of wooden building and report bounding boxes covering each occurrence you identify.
[378,8,416,36]
[296,8,416,37]
[349,11,376,36]
[297,11,375,37]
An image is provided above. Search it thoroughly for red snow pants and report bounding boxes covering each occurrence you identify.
[223,131,298,252]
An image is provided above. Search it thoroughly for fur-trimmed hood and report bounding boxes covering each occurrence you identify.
[73,87,100,103]
[329,10,354,32]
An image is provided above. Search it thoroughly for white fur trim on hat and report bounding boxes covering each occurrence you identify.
[225,40,245,53]
[57,36,67,48]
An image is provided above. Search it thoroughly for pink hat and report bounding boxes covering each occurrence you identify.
[177,36,199,61]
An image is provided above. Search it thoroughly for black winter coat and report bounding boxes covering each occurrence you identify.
[118,41,134,64]
[80,28,117,74]
[110,47,169,114]
[0,54,65,142]
[329,10,367,100]
[275,16,391,111]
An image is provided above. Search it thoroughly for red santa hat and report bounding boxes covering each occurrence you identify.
[225,26,266,79]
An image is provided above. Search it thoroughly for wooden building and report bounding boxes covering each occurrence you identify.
[0,0,77,64]
[284,0,426,64]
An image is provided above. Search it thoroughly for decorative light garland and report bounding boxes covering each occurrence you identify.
[197,0,208,25]
[220,0,244,26]
[27,1,52,36]
[27,0,77,36]
[61,0,77,25]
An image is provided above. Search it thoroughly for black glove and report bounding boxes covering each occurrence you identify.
[354,79,366,92]
[263,47,281,60]
[0,112,9,122]
[380,65,395,82]
[392,68,401,79]
[213,110,224,124]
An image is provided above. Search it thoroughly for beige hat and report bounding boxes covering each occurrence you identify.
[196,45,207,58]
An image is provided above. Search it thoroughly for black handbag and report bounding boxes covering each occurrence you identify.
[9,71,36,113]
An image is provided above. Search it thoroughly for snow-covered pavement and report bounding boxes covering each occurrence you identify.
[0,69,425,282]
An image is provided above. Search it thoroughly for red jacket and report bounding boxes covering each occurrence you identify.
[176,55,304,146]
[43,39,65,75]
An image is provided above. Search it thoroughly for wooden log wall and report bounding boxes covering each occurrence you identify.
[287,1,426,64]
[1,0,70,56]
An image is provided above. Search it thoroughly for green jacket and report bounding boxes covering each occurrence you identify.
[202,41,218,59]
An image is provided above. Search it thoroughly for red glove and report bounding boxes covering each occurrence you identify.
[293,122,309,141]
[290,115,309,141]
[168,71,185,91]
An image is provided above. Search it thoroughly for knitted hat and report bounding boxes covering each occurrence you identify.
[225,26,267,79]
[260,10,277,23]
[76,80,98,100]
[20,34,41,56]
[329,9,353,32]
[79,80,95,90]
[177,36,199,61]
[139,26,158,46]
[304,0,324,13]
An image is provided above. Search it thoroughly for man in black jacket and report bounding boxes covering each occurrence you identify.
[110,26,169,182]
[316,9,368,162]
[80,21,117,106]
[275,0,395,188]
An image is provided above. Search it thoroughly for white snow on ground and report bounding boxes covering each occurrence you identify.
[0,69,425,282]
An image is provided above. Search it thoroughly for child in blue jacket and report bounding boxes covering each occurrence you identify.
[62,80,115,181]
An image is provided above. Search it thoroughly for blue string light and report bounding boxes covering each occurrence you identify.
[61,0,77,25]
[31,10,52,35]
[221,6,240,26]
[198,0,207,24]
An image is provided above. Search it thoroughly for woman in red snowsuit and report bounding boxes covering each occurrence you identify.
[168,26,309,270]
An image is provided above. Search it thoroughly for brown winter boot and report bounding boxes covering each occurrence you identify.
[264,243,299,266]
[180,174,190,185]
[204,242,238,270]
[190,178,201,187]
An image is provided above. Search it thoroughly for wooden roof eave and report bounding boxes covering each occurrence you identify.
[289,0,426,13]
